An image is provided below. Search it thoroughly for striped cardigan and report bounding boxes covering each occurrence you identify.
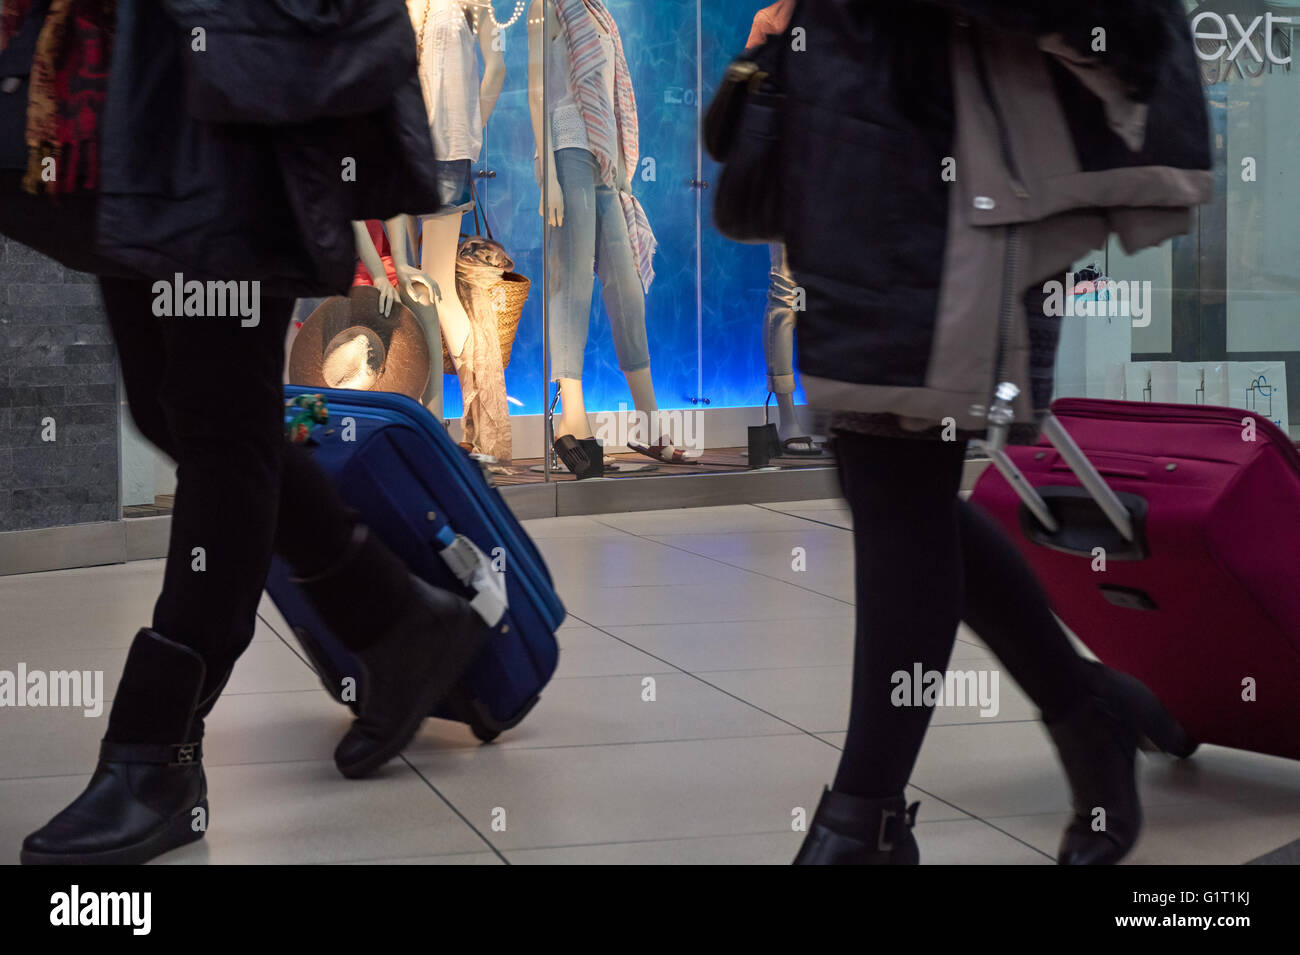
[554,0,656,292]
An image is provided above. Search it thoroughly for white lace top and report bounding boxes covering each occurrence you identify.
[540,12,625,182]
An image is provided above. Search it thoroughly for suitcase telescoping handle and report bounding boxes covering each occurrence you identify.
[977,383,1136,544]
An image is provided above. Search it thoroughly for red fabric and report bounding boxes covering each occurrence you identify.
[3,0,117,194]
[970,399,1300,761]
[352,220,398,287]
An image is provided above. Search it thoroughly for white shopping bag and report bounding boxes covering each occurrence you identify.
[1175,362,1229,407]
[1123,362,1180,403]
[1227,361,1289,436]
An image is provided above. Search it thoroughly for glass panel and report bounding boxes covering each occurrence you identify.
[698,1,831,467]
[1221,20,1300,437]
[701,3,776,417]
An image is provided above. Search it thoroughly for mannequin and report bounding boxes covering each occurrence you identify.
[748,1,822,456]
[528,0,697,474]
[351,216,443,413]
[407,0,506,368]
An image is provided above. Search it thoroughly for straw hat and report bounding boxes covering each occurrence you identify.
[288,285,431,401]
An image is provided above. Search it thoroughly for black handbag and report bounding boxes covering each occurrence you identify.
[702,3,800,244]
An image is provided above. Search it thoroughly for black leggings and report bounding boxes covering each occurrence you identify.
[831,431,1091,799]
[100,278,402,706]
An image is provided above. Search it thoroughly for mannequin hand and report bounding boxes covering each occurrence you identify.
[540,171,564,228]
[397,265,440,306]
[376,280,397,317]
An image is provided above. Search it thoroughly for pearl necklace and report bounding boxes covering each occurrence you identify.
[466,0,527,31]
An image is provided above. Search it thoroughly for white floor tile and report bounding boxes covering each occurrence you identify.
[405,734,958,851]
[559,577,853,628]
[404,671,799,754]
[3,501,1293,865]
[595,504,818,536]
[158,760,488,864]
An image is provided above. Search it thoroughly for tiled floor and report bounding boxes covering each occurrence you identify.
[3,500,1299,864]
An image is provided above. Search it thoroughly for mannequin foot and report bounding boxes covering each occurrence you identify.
[554,434,604,480]
[777,436,826,457]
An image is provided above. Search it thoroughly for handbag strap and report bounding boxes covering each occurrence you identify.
[468,177,495,242]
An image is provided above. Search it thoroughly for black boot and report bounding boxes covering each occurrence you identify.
[21,629,208,865]
[294,526,491,779]
[1046,661,1194,865]
[793,789,920,865]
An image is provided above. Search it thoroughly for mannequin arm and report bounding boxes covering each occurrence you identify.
[385,215,414,272]
[352,220,398,316]
[472,2,507,124]
[528,0,563,226]
[387,214,441,306]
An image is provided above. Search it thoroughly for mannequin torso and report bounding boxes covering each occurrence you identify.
[409,0,506,366]
[409,0,484,162]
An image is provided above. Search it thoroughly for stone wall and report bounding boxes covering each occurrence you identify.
[0,237,118,532]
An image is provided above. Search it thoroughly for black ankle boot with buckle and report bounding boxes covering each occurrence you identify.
[21,629,210,865]
[793,788,921,865]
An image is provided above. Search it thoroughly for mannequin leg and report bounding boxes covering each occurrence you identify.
[400,288,443,421]
[555,377,593,441]
[593,183,694,459]
[548,149,599,439]
[764,242,814,449]
[623,366,662,446]
[419,213,472,363]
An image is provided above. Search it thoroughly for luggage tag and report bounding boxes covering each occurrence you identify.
[431,524,509,627]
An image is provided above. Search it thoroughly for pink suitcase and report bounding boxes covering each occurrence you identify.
[970,397,1300,761]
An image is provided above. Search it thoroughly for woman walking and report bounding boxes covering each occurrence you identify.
[772,1,1213,864]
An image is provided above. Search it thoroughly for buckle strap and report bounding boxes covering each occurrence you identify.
[877,801,920,852]
[99,740,202,766]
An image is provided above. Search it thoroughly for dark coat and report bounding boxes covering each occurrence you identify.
[94,0,443,298]
[779,0,1213,432]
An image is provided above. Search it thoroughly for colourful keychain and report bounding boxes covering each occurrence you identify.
[286,393,329,444]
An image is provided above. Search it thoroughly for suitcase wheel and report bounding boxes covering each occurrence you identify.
[447,687,541,744]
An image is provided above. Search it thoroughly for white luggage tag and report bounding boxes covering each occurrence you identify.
[434,526,509,627]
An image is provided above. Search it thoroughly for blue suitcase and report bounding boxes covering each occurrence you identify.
[265,386,564,742]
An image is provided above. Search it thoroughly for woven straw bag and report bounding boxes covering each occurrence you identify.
[442,182,530,373]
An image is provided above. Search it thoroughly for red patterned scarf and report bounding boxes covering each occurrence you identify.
[0,0,116,194]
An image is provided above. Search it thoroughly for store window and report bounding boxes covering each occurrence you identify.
[125,2,1296,517]
[1052,1,1299,438]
